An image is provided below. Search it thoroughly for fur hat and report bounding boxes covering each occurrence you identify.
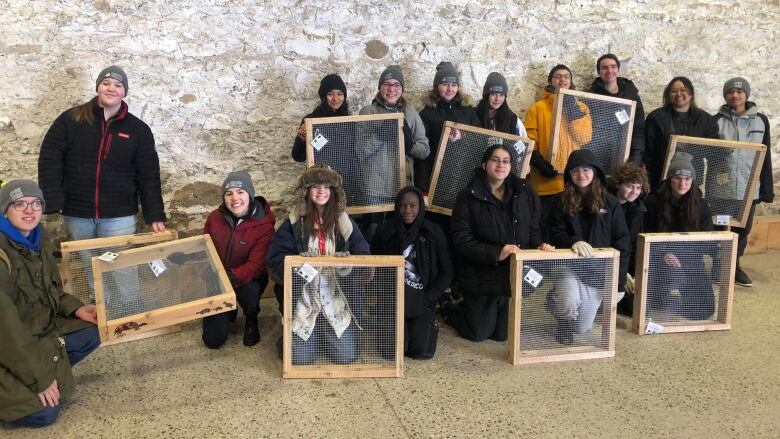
[0,179,45,213]
[294,165,346,217]
[96,65,128,95]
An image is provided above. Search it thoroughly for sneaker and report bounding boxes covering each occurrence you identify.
[735,266,753,287]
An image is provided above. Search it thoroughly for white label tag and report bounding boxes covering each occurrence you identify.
[645,320,664,334]
[311,133,328,151]
[615,108,630,125]
[513,140,527,156]
[297,263,319,283]
[148,259,167,277]
[98,251,118,262]
[715,215,731,226]
[524,267,543,288]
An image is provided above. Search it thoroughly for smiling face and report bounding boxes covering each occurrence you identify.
[725,88,747,113]
[598,58,620,86]
[4,196,42,237]
[488,92,505,111]
[325,90,345,112]
[399,191,420,225]
[308,185,331,208]
[669,80,692,111]
[97,77,126,109]
[549,68,572,90]
[482,148,512,183]
[670,175,692,197]
[437,82,459,102]
[380,79,402,106]
[223,188,250,217]
[570,166,595,192]
[617,182,642,203]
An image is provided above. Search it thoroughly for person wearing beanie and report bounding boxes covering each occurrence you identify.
[644,76,719,190]
[371,186,453,358]
[291,73,350,162]
[199,170,275,348]
[38,64,166,234]
[524,64,592,241]
[417,61,481,192]
[266,165,370,364]
[715,77,773,287]
[475,72,528,137]
[0,179,100,427]
[588,54,647,164]
[643,152,716,320]
[548,150,629,344]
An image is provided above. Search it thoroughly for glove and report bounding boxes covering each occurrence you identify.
[168,252,191,265]
[402,121,414,154]
[334,251,350,257]
[562,95,585,120]
[625,273,635,295]
[530,150,558,178]
[572,241,593,258]
[299,250,318,257]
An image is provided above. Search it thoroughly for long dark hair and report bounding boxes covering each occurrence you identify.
[310,98,349,117]
[656,180,704,232]
[70,96,98,125]
[475,98,517,134]
[662,76,697,109]
[561,175,607,216]
[302,188,341,237]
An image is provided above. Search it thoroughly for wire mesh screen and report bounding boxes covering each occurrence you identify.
[92,235,236,342]
[550,89,635,176]
[427,121,534,215]
[60,231,178,306]
[306,113,405,214]
[634,232,737,335]
[509,250,617,365]
[662,136,766,227]
[283,255,404,379]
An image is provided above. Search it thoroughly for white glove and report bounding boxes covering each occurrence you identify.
[625,273,635,295]
[572,241,593,258]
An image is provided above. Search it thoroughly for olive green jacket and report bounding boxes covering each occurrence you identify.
[0,231,92,421]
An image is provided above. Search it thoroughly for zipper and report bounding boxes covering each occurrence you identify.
[94,117,117,219]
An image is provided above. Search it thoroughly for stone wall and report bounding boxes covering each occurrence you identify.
[1,0,778,235]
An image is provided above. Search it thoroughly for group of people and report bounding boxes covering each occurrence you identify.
[0,57,773,427]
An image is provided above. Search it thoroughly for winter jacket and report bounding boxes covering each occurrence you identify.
[371,187,454,318]
[38,100,165,223]
[620,198,646,276]
[417,94,481,191]
[451,168,542,297]
[714,102,774,203]
[360,96,431,186]
[644,188,714,234]
[524,90,593,196]
[644,105,719,190]
[589,77,647,164]
[0,230,92,421]
[291,104,350,163]
[204,197,275,288]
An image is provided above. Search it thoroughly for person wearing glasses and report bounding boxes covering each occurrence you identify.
[0,180,100,428]
[444,144,553,342]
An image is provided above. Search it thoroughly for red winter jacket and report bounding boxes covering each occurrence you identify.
[204,197,275,287]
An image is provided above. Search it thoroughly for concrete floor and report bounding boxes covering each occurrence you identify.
[3,253,779,438]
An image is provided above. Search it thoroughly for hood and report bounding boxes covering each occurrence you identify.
[422,91,474,108]
[394,185,426,219]
[563,149,607,186]
[717,101,759,118]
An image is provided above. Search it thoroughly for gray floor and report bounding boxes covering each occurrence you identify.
[3,253,779,438]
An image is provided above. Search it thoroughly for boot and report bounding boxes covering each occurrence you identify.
[554,320,574,346]
[243,315,260,347]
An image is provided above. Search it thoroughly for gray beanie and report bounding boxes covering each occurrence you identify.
[667,152,695,180]
[482,72,509,96]
[379,65,404,89]
[221,170,255,199]
[96,65,129,95]
[0,179,45,213]
[723,77,750,99]
[433,62,460,87]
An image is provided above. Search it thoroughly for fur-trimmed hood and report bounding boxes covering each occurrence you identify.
[421,91,474,108]
[292,165,347,219]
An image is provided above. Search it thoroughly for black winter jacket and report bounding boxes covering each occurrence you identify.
[291,105,349,163]
[451,169,542,297]
[643,189,714,234]
[589,77,647,164]
[621,198,646,276]
[38,100,165,223]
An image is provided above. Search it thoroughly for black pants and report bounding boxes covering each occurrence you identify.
[405,307,437,358]
[539,194,558,243]
[445,294,508,342]
[202,276,267,348]
[733,200,757,260]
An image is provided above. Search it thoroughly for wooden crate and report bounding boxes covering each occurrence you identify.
[305,113,405,214]
[508,249,618,365]
[633,232,737,335]
[283,255,404,379]
[427,121,534,216]
[92,234,236,343]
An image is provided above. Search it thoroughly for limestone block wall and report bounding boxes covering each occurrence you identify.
[1,0,778,235]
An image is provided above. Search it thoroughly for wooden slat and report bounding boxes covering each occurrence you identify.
[508,254,522,365]
[60,230,178,252]
[426,124,453,210]
[514,349,614,365]
[91,235,206,271]
[307,113,403,125]
[633,235,651,334]
[99,325,181,348]
[560,88,637,106]
[346,204,395,215]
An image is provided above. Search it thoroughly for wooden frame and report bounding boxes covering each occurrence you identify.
[427,121,534,216]
[549,88,636,174]
[92,234,236,343]
[305,113,406,214]
[283,255,404,379]
[633,232,737,335]
[661,135,767,227]
[508,249,618,365]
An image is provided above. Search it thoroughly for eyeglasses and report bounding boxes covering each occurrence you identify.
[487,157,512,166]
[552,74,571,80]
[381,82,402,90]
[12,200,43,211]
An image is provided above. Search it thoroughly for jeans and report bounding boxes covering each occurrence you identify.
[292,317,359,365]
[10,325,101,428]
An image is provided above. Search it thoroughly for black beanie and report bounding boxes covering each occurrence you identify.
[318,74,347,100]
[433,62,460,87]
[96,65,129,95]
[482,72,509,96]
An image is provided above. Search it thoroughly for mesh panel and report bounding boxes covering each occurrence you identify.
[60,232,177,306]
[307,114,403,212]
[428,122,532,215]
[511,251,616,363]
[551,89,635,176]
[284,256,402,378]
[640,234,735,332]
[664,136,764,226]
